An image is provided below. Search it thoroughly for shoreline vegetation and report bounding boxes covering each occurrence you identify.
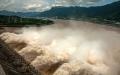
[0,14,120,27]
[0,15,54,27]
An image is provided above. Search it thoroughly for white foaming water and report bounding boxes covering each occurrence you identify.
[18,20,120,75]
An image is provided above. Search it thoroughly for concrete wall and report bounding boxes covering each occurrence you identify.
[0,65,6,75]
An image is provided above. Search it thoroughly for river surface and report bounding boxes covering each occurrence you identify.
[1,20,120,75]
[0,20,120,33]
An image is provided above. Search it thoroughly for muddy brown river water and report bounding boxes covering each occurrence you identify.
[0,20,120,75]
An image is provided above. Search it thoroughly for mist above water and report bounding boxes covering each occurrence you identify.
[16,20,120,75]
[1,20,120,75]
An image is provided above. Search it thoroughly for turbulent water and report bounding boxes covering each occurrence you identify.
[1,20,120,75]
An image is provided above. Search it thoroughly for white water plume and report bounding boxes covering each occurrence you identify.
[17,20,120,75]
[1,20,120,75]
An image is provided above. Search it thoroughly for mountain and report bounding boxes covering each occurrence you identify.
[0,10,40,17]
[38,1,120,22]
[0,1,120,22]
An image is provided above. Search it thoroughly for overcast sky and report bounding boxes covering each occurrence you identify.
[0,0,119,12]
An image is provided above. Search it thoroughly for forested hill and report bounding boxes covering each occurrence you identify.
[0,1,120,22]
[38,1,120,22]
[0,1,120,26]
[0,15,53,27]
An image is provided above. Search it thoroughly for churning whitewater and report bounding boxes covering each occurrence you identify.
[0,20,120,75]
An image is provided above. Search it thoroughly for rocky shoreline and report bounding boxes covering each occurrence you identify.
[0,38,41,75]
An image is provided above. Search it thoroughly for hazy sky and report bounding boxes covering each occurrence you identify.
[0,0,119,12]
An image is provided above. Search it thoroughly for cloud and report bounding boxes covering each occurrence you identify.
[0,0,117,12]
[54,0,101,6]
[0,0,51,12]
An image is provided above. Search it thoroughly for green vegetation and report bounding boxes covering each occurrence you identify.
[0,15,54,27]
[37,1,120,27]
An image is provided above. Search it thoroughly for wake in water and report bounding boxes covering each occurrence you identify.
[0,21,120,75]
